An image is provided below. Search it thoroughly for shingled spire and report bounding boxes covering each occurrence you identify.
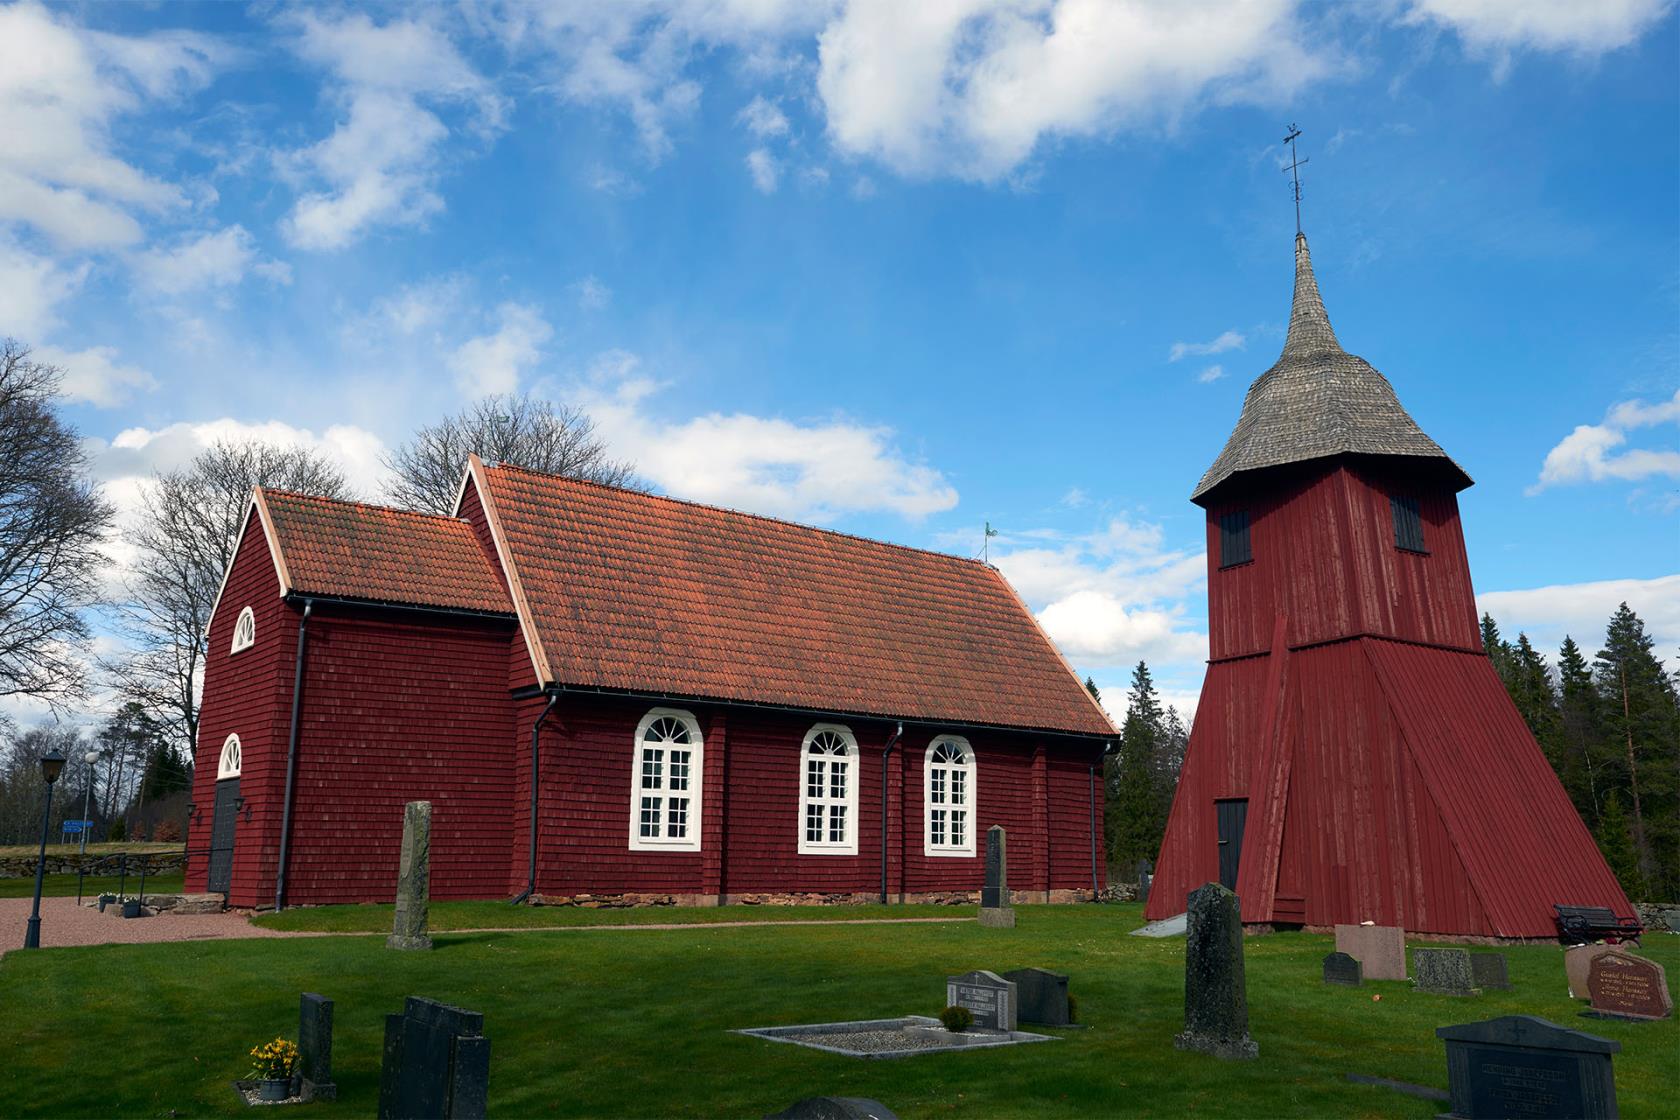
[1190,233,1471,505]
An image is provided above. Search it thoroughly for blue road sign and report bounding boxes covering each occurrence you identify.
[61,820,91,833]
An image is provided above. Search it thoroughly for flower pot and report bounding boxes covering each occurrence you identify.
[122,899,143,919]
[98,895,116,912]
[255,1078,291,1102]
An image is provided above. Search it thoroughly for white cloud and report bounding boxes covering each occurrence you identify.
[1197,364,1226,384]
[449,302,553,396]
[0,238,87,339]
[0,2,225,250]
[281,12,506,250]
[739,94,791,137]
[1037,589,1208,664]
[133,224,289,294]
[32,343,156,407]
[359,275,469,337]
[1406,0,1674,59]
[1170,329,1246,362]
[578,350,958,521]
[1529,389,1680,493]
[1478,575,1680,664]
[572,275,612,310]
[816,0,1331,180]
[746,147,781,193]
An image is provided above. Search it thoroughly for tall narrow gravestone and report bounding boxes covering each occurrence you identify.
[378,997,490,1120]
[1174,882,1258,1060]
[978,826,1015,928]
[388,801,433,952]
[298,993,337,1101]
[1437,1015,1619,1119]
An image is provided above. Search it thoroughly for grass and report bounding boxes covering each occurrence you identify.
[0,905,1674,1118]
[254,900,979,932]
[0,842,184,859]
[0,871,184,899]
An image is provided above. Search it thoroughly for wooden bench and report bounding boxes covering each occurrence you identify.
[1554,904,1643,946]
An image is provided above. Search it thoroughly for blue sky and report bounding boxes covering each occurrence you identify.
[2,0,1676,722]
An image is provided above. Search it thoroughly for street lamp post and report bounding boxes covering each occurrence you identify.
[79,750,99,855]
[24,751,67,949]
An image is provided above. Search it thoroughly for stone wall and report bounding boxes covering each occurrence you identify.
[0,851,187,879]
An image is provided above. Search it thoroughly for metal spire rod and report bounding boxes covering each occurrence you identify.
[1283,124,1308,235]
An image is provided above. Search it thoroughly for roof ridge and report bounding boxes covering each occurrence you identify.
[261,487,470,527]
[486,461,989,571]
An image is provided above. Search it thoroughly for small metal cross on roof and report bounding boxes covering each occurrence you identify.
[1283,124,1308,235]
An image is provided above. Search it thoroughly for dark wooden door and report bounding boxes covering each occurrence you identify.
[207,778,239,893]
[1216,798,1248,891]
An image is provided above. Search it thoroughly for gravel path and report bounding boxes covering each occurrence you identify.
[0,897,320,953]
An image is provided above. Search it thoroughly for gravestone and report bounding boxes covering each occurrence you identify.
[377,997,490,1120]
[1322,951,1362,987]
[1136,859,1153,905]
[1565,944,1621,999]
[945,970,1016,1032]
[1585,952,1672,1021]
[1414,948,1479,996]
[387,801,434,951]
[298,993,337,1101]
[1471,954,1510,992]
[1003,968,1070,1026]
[978,826,1015,928]
[1334,924,1407,981]
[1173,882,1258,1060]
[1437,1015,1619,1119]
[767,1098,900,1120]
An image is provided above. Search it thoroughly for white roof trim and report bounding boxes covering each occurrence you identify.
[204,490,292,640]
[462,454,555,686]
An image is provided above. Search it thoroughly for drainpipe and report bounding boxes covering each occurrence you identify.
[1089,740,1115,899]
[274,598,314,913]
[512,688,563,905]
[879,722,903,905]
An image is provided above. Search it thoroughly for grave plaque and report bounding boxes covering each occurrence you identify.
[1414,948,1478,996]
[387,801,434,952]
[1173,882,1258,1060]
[945,970,1016,1032]
[298,993,337,1101]
[1471,954,1510,992]
[1565,944,1620,1000]
[377,996,490,1120]
[978,826,1015,928]
[1322,951,1362,987]
[1334,924,1407,981]
[1003,968,1070,1026]
[1136,859,1153,905]
[1585,952,1672,1021]
[1437,1015,1619,1119]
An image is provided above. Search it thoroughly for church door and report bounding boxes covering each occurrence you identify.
[1216,798,1248,891]
[207,778,239,893]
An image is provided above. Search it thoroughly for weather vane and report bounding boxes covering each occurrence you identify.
[1282,124,1308,235]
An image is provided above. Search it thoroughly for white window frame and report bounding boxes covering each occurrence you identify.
[923,735,976,857]
[230,606,256,654]
[217,734,242,780]
[627,708,704,853]
[798,723,859,856]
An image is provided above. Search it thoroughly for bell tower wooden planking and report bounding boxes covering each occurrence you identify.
[1145,232,1634,938]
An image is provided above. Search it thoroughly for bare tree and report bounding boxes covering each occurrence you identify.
[0,341,113,706]
[107,441,352,756]
[383,393,638,514]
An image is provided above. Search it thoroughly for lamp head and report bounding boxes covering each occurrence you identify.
[40,751,66,784]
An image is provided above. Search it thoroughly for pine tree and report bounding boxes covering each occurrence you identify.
[1481,612,1517,691]
[1508,633,1561,757]
[1108,662,1167,869]
[1595,603,1680,900]
[1084,677,1102,705]
[1596,791,1642,898]
[1556,636,1605,827]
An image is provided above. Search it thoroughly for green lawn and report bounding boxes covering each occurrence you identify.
[0,842,185,859]
[0,905,1674,1118]
[0,870,184,899]
[254,899,978,932]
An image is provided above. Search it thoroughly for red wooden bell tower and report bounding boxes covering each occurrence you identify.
[1145,233,1633,938]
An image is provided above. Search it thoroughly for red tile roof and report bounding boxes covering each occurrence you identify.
[479,463,1114,737]
[259,489,513,615]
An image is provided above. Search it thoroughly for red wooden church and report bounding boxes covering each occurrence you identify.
[184,456,1114,909]
[1145,232,1634,939]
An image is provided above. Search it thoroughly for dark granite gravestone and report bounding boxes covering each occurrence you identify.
[377,997,490,1120]
[298,993,337,1101]
[1136,859,1152,905]
[1322,951,1363,987]
[387,801,434,951]
[1173,882,1257,1060]
[767,1097,900,1120]
[1414,948,1478,996]
[1585,952,1672,1021]
[945,970,1016,1031]
[1470,954,1510,992]
[1437,1015,1619,1119]
[1003,968,1069,1026]
[978,826,1015,928]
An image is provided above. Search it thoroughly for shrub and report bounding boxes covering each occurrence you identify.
[153,819,182,843]
[939,1005,973,1033]
[1066,993,1079,1023]
[248,1037,299,1081]
[107,819,125,842]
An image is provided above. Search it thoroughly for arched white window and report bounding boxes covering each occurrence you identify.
[627,709,704,852]
[799,724,858,855]
[230,606,256,654]
[924,736,976,857]
[217,734,242,780]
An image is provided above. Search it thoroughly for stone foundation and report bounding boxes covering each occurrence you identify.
[0,851,187,879]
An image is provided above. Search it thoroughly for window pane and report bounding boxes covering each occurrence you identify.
[806,804,823,843]
[951,768,966,805]
[829,805,847,843]
[669,749,690,791]
[930,769,945,804]
[930,808,946,846]
[807,758,825,798]
[640,796,661,838]
[951,810,966,847]
[830,760,847,799]
[641,749,663,789]
[667,797,688,838]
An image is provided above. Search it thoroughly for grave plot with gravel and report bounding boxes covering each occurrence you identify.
[736,1016,1056,1059]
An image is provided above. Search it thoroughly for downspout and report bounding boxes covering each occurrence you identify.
[274,598,314,913]
[1090,740,1115,899]
[512,688,563,905]
[879,722,903,905]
